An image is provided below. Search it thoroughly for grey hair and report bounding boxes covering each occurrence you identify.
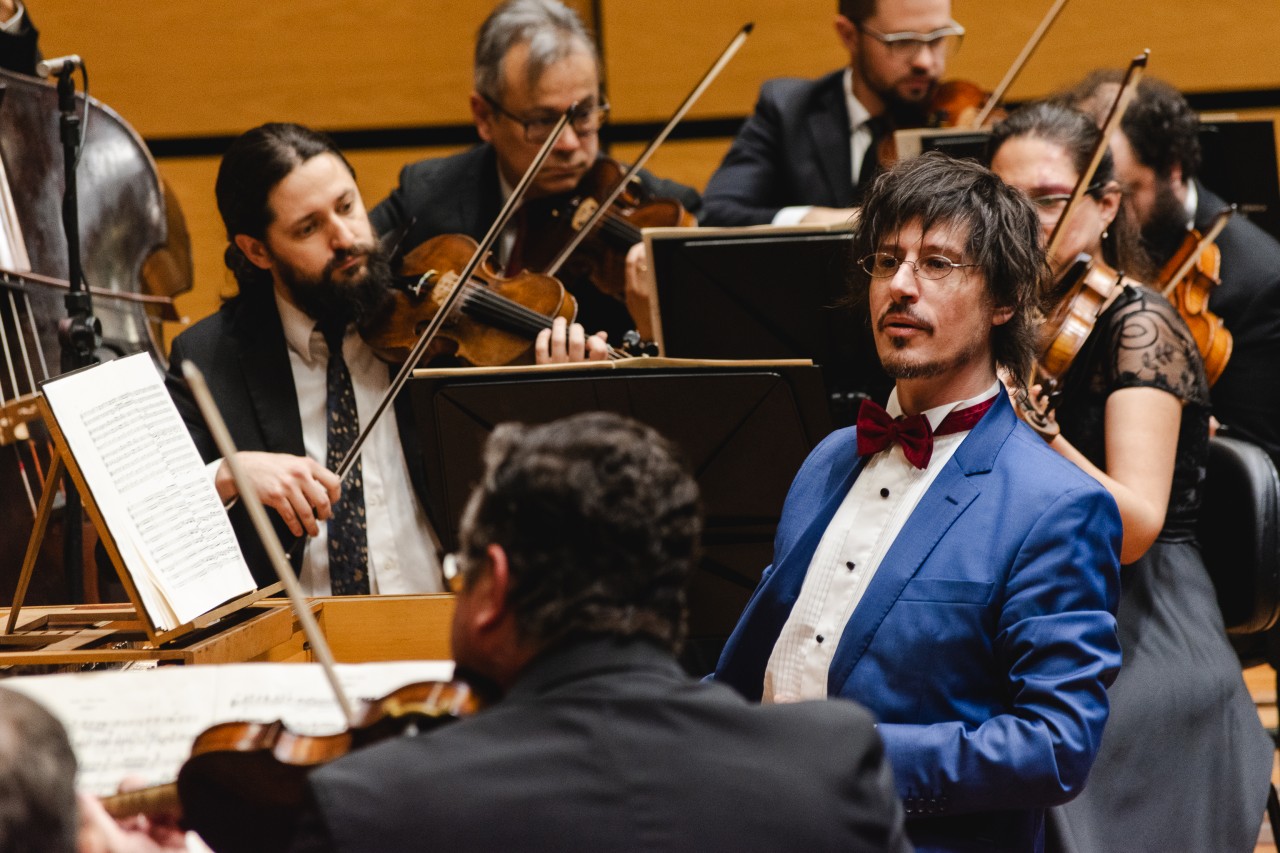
[474,0,598,102]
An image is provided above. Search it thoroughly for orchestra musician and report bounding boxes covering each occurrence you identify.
[370,0,702,346]
[712,152,1123,853]
[287,412,910,853]
[987,101,1273,853]
[0,0,38,75]
[1063,71,1280,467]
[165,122,604,597]
[701,0,963,226]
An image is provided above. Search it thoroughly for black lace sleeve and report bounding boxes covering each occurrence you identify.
[1099,286,1211,407]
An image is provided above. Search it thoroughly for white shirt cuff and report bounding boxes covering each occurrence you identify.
[772,206,814,227]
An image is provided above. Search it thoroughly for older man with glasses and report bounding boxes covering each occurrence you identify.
[702,0,963,227]
[371,0,701,347]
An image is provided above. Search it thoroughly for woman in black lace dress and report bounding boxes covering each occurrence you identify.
[989,102,1273,853]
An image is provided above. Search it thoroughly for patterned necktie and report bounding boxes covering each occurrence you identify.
[856,396,996,469]
[320,320,370,595]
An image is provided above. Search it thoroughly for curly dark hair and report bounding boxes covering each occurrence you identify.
[851,151,1050,386]
[214,122,356,293]
[988,100,1154,281]
[1058,70,1201,181]
[457,412,702,655]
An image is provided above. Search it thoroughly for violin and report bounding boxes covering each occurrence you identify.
[1038,254,1127,385]
[361,233,577,367]
[518,157,696,301]
[1157,219,1233,386]
[102,679,478,853]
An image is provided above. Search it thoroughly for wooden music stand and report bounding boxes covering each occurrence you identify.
[0,389,281,666]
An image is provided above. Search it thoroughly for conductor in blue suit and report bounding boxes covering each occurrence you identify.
[714,152,1123,853]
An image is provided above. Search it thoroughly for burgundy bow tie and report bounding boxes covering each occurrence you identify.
[856,396,996,469]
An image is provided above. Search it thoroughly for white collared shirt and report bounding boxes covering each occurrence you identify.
[772,68,874,226]
[763,381,1001,703]
[275,292,442,596]
[0,2,24,32]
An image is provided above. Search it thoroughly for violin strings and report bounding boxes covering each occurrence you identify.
[0,288,22,400]
[457,284,629,360]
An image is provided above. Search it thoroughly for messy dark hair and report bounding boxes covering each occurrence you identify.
[851,151,1050,384]
[458,412,701,654]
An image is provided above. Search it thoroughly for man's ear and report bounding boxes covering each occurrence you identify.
[234,234,273,271]
[470,91,496,144]
[834,14,859,56]
[992,304,1014,326]
[468,543,512,632]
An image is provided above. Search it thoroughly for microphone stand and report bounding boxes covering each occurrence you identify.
[53,61,100,602]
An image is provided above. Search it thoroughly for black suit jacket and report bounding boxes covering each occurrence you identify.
[288,638,911,853]
[1197,184,1280,465]
[165,286,430,587]
[0,7,40,76]
[369,144,703,343]
[703,70,864,226]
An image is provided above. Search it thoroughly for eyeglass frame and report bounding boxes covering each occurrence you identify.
[481,94,611,144]
[859,251,980,280]
[1027,180,1114,210]
[858,21,965,57]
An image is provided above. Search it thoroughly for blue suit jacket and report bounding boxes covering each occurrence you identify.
[714,394,1122,852]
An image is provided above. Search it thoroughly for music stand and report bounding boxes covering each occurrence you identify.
[643,225,891,425]
[1198,118,1280,241]
[408,360,833,672]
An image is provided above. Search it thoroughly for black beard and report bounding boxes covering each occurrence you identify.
[274,243,395,328]
[1140,179,1192,269]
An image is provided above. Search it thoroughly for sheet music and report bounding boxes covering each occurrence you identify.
[4,660,454,796]
[41,353,255,629]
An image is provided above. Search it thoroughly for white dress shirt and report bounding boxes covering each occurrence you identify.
[772,68,873,226]
[275,292,442,596]
[0,2,24,32]
[763,381,1001,703]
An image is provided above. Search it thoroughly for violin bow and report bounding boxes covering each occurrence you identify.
[183,360,359,727]
[542,22,754,278]
[1159,207,1233,299]
[1044,49,1148,265]
[972,0,1070,128]
[333,107,576,482]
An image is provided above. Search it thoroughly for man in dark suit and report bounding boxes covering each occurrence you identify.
[370,0,700,345]
[713,154,1123,853]
[287,411,911,853]
[1065,71,1280,465]
[701,0,963,227]
[166,123,601,594]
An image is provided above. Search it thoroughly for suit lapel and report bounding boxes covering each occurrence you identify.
[807,72,855,209]
[232,293,305,457]
[827,396,1018,690]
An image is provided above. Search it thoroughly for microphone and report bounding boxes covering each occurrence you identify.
[35,55,81,78]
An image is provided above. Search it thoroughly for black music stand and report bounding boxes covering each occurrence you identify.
[643,225,892,426]
[1198,118,1280,241]
[408,360,833,674]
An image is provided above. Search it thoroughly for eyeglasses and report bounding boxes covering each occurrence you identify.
[483,95,610,145]
[859,252,979,280]
[859,22,965,58]
[1028,181,1110,220]
[442,552,466,593]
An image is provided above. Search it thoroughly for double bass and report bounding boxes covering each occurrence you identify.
[0,64,190,603]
